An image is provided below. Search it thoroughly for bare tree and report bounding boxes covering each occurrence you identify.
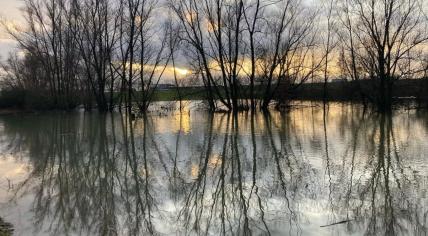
[258,0,321,110]
[167,17,185,110]
[338,0,428,110]
[71,0,119,111]
[169,0,248,111]
[114,0,170,113]
[3,0,84,109]
[322,0,337,103]
[169,0,321,111]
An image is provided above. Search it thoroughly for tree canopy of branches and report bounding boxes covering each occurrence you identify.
[2,0,170,112]
[1,0,428,112]
[337,0,428,110]
[168,0,320,111]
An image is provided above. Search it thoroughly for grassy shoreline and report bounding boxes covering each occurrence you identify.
[1,79,427,112]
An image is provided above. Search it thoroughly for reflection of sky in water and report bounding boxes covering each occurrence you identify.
[0,101,427,235]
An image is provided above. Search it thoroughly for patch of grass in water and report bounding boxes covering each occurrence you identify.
[0,217,13,236]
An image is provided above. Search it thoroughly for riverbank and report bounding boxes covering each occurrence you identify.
[1,79,426,112]
[154,79,428,101]
[290,79,428,102]
[0,108,35,115]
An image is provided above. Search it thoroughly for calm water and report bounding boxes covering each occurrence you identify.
[0,102,427,236]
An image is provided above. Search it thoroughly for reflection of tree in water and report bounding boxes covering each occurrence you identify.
[179,113,264,235]
[357,113,427,235]
[2,113,165,235]
[2,112,308,235]
[178,112,313,235]
[323,110,428,236]
[0,105,427,235]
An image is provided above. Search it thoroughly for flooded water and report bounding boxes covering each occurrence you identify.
[0,102,427,236]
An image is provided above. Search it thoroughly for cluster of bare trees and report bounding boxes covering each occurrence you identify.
[336,0,428,109]
[2,0,169,111]
[169,0,321,111]
[1,0,427,112]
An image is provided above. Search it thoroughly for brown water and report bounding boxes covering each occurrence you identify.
[0,101,427,236]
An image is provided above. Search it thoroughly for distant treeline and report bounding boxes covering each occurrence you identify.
[290,79,428,103]
[126,79,428,105]
[1,0,428,112]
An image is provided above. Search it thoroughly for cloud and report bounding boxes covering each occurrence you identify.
[0,0,24,21]
[0,38,18,60]
[0,0,24,57]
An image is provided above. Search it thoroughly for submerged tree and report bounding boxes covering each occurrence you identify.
[71,0,119,111]
[168,0,322,111]
[4,0,83,109]
[2,0,171,112]
[1,0,428,112]
[168,0,247,111]
[338,0,428,110]
[114,0,171,113]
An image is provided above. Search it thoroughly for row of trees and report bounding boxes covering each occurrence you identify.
[2,0,170,111]
[1,0,428,112]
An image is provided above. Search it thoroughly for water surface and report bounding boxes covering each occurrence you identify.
[0,102,427,236]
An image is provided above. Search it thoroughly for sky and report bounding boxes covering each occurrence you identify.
[0,0,192,82]
[0,0,24,59]
[0,0,321,61]
[0,0,327,83]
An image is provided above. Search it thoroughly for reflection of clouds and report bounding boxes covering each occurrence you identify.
[0,104,427,235]
[208,154,222,168]
[174,110,192,134]
[135,108,193,135]
[0,155,30,179]
[189,153,223,179]
[190,164,199,179]
[0,156,31,202]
